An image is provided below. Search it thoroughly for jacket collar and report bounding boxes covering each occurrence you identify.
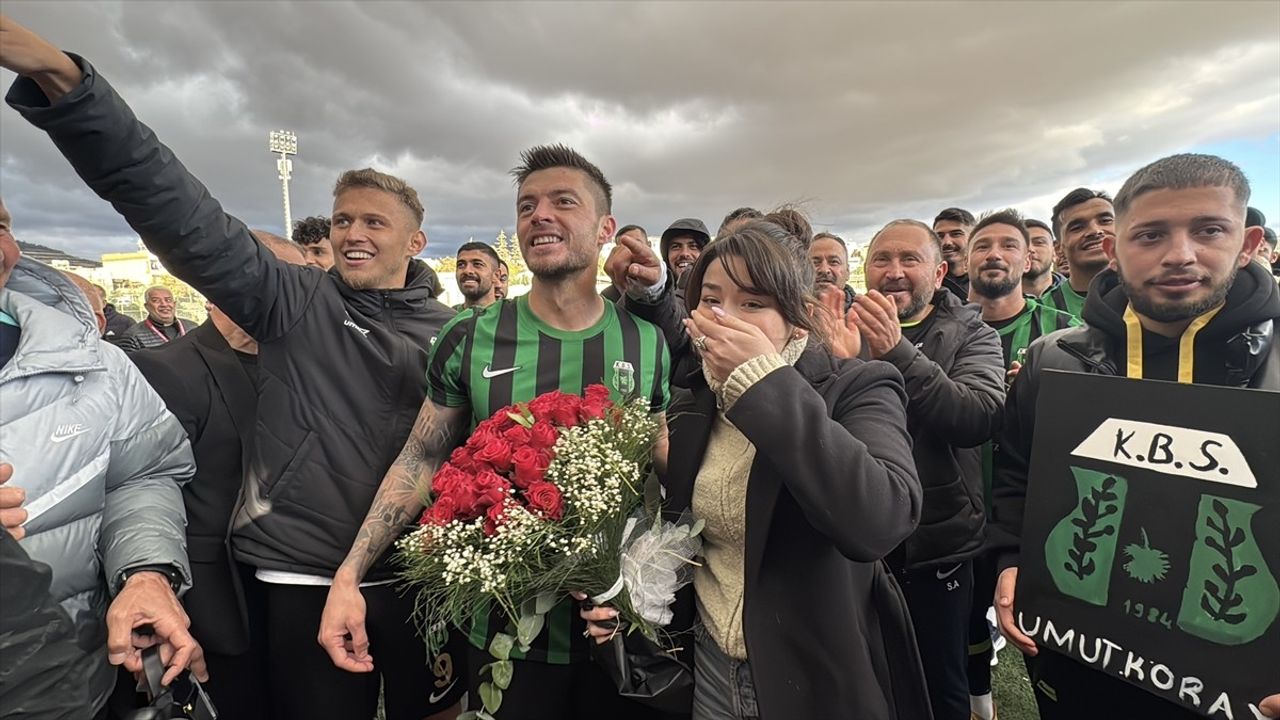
[0,261,105,383]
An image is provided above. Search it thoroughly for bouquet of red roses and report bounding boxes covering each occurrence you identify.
[396,385,700,719]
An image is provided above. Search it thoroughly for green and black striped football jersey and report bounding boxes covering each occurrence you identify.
[981,298,1080,513]
[1041,280,1086,320]
[425,294,671,664]
[988,298,1081,370]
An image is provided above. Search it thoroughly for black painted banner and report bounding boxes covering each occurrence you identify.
[1017,371,1279,718]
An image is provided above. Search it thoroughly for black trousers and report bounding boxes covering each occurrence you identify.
[109,576,465,720]
[465,644,676,720]
[1029,651,1203,720]
[264,581,465,720]
[966,551,998,697]
[897,560,974,720]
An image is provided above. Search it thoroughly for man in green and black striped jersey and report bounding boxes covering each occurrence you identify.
[322,144,670,720]
[1041,188,1116,320]
[963,208,1079,720]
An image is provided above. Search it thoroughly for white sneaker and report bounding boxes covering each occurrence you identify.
[985,606,1006,665]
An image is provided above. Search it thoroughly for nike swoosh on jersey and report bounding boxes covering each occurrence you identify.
[428,677,458,705]
[482,364,522,379]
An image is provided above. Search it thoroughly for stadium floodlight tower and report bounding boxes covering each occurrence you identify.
[269,129,298,239]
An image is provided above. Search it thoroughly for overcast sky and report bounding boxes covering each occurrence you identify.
[2,1,1277,261]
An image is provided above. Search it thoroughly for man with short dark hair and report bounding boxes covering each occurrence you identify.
[322,143,670,720]
[454,241,500,310]
[293,215,335,271]
[963,209,1077,720]
[1022,218,1066,299]
[991,154,1280,718]
[856,218,1005,720]
[3,22,461,718]
[1043,188,1115,318]
[660,217,710,285]
[810,231,856,311]
[116,285,197,352]
[934,208,976,301]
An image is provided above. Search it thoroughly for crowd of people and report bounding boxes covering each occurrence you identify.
[1,14,1278,720]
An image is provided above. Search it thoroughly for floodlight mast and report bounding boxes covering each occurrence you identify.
[269,130,298,240]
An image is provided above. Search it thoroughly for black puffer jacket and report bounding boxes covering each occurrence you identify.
[876,289,1005,568]
[9,56,457,579]
[990,262,1280,572]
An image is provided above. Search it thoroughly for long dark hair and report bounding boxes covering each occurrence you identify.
[683,220,827,346]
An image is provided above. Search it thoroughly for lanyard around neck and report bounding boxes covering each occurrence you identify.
[146,317,185,342]
[1122,304,1221,383]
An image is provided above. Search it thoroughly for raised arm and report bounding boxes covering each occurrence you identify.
[318,397,470,672]
[1,16,317,342]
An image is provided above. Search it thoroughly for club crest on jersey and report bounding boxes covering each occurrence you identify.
[612,360,635,395]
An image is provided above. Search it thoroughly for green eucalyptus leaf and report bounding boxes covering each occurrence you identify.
[491,659,514,690]
[534,592,559,615]
[489,633,514,661]
[479,682,503,714]
[516,612,545,649]
[689,518,706,537]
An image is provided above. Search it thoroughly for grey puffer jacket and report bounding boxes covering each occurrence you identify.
[0,257,194,713]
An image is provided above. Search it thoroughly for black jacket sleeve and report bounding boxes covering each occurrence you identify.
[987,341,1046,573]
[6,54,319,343]
[728,361,922,562]
[880,321,1005,448]
[622,277,695,381]
[0,533,92,718]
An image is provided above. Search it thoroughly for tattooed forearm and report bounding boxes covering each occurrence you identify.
[337,400,469,582]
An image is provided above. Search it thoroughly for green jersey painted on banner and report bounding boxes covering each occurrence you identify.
[426,294,671,664]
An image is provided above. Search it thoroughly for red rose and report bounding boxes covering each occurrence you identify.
[502,424,531,447]
[474,437,514,472]
[585,384,610,404]
[529,420,559,451]
[511,446,551,488]
[579,397,609,422]
[483,501,509,537]
[431,464,468,496]
[525,480,564,521]
[466,426,500,452]
[421,494,460,526]
[450,446,479,473]
[471,470,512,512]
[446,484,481,521]
[549,396,582,427]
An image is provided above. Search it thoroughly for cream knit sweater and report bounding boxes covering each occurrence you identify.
[692,336,807,659]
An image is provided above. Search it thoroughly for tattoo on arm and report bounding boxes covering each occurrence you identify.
[340,400,469,580]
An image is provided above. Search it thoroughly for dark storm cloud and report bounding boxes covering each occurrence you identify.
[2,0,1277,260]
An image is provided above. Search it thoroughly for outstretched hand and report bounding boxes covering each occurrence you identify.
[0,15,82,100]
[604,234,664,294]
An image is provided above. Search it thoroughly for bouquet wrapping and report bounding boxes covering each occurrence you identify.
[396,385,700,719]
